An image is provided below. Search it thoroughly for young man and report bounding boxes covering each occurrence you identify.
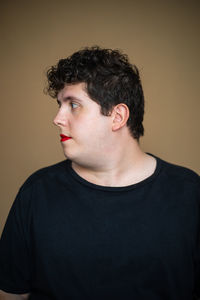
[0,47,199,300]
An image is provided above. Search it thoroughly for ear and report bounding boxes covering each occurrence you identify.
[111,103,130,132]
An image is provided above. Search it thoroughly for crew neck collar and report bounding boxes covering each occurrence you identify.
[65,153,162,192]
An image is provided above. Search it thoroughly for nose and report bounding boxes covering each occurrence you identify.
[53,109,67,127]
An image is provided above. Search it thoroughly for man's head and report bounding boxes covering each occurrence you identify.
[46,46,145,140]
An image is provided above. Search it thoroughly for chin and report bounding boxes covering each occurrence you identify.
[63,150,72,160]
[63,150,79,162]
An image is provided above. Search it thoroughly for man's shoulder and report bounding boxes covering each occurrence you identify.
[157,156,199,187]
[20,160,69,192]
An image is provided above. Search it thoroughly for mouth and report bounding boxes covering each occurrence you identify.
[60,134,72,142]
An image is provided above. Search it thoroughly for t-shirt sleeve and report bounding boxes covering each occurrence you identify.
[194,177,200,299]
[194,235,200,299]
[0,186,32,294]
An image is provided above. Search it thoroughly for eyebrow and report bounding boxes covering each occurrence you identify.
[57,96,83,103]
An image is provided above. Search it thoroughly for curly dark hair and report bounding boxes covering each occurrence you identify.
[46,46,144,139]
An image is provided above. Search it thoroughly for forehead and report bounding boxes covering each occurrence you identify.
[57,82,88,101]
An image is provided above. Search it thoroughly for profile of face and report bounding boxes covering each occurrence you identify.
[53,82,114,168]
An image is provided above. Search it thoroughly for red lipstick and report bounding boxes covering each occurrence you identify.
[60,134,72,142]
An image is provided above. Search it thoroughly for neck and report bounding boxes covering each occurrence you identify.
[72,138,157,187]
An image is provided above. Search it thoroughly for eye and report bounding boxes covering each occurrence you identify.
[70,102,79,109]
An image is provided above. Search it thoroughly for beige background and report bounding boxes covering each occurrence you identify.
[0,0,199,235]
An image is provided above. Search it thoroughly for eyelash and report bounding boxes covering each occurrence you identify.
[57,101,79,109]
[70,102,78,109]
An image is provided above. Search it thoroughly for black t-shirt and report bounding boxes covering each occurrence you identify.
[0,156,200,300]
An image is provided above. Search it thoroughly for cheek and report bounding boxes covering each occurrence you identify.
[89,120,112,147]
[71,114,111,141]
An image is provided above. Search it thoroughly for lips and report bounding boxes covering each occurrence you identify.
[60,134,72,142]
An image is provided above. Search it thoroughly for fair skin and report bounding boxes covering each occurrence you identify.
[1,83,156,299]
[54,82,156,186]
